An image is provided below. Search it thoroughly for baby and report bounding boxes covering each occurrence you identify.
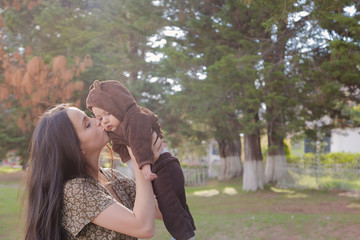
[86,80,196,240]
[86,80,162,180]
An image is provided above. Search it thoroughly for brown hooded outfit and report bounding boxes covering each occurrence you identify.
[86,80,195,240]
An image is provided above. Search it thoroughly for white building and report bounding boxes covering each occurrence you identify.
[291,128,360,155]
[330,128,360,153]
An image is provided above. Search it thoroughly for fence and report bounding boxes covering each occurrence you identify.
[277,163,360,191]
[101,154,210,186]
[110,162,209,186]
[182,168,209,186]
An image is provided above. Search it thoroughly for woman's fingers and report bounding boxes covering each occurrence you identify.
[127,146,134,159]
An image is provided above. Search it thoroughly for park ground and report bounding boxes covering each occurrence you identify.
[1,170,360,240]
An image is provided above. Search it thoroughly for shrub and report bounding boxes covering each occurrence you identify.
[286,152,360,168]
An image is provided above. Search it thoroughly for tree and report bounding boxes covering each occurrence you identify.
[159,0,273,182]
[240,55,266,190]
[0,51,91,156]
[289,0,360,142]
[243,117,264,191]
[29,0,168,112]
[0,1,92,160]
[254,0,360,183]
[257,6,307,183]
[0,111,27,162]
[0,0,169,160]
[158,0,248,180]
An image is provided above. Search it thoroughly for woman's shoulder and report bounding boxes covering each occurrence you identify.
[101,168,131,180]
[63,176,98,195]
[64,177,85,189]
[102,168,135,190]
[65,177,87,185]
[64,176,90,186]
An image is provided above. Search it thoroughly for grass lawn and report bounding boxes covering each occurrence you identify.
[0,165,22,174]
[1,171,360,240]
[0,171,25,240]
[286,170,360,191]
[148,179,360,240]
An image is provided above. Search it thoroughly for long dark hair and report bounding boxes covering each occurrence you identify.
[25,104,89,240]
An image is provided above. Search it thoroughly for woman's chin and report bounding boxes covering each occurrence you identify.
[102,131,110,144]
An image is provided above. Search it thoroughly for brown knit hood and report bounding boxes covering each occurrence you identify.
[86,80,136,121]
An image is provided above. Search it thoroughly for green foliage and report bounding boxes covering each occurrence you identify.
[0,111,28,161]
[1,0,360,169]
[287,169,360,190]
[296,0,360,138]
[283,141,290,157]
[287,152,360,168]
[0,166,22,174]
[0,0,169,163]
[160,0,270,151]
[348,105,360,125]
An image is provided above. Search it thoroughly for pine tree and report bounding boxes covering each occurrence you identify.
[0,0,167,161]
[159,0,270,181]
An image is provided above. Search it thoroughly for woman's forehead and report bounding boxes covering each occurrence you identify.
[67,107,84,116]
[66,108,86,128]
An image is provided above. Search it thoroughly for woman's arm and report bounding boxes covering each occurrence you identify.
[155,196,163,220]
[92,132,164,238]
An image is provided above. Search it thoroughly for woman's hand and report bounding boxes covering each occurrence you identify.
[151,131,165,162]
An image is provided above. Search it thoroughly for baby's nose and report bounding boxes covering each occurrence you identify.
[101,122,108,129]
[102,116,109,123]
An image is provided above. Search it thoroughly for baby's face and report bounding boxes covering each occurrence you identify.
[92,107,120,132]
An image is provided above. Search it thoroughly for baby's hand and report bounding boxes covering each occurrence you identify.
[141,164,157,181]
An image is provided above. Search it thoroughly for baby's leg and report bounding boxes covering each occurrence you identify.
[152,153,196,240]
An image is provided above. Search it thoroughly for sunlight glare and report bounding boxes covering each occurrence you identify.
[223,187,238,195]
[194,189,220,197]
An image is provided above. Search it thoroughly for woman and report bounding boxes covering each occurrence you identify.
[25,104,164,240]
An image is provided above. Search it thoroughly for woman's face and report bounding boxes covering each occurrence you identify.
[66,107,109,156]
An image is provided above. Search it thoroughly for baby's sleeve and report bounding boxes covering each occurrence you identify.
[108,131,131,163]
[62,178,114,237]
[128,114,155,169]
[112,143,131,163]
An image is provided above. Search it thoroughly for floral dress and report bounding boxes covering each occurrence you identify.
[62,168,137,240]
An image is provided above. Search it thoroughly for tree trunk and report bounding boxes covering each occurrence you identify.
[243,130,264,191]
[265,119,286,183]
[262,20,289,184]
[217,137,242,180]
